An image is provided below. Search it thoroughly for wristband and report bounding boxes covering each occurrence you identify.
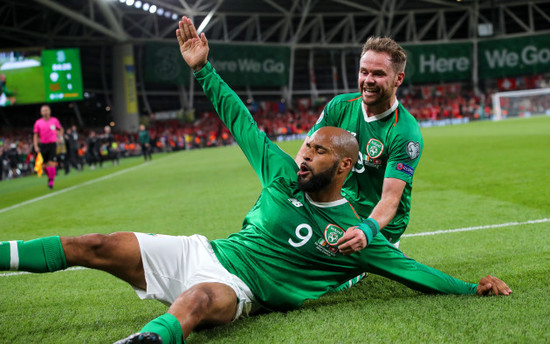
[358,218,379,245]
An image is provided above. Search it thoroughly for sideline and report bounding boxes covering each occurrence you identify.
[1,218,548,277]
[0,162,152,215]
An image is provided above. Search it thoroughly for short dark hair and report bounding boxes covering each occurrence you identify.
[361,37,407,73]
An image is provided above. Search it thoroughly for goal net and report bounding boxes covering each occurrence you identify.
[491,87,550,120]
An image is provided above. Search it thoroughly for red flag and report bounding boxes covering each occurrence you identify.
[497,77,517,91]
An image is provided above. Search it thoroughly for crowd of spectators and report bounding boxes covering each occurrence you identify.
[400,86,489,121]
[2,81,549,181]
[0,105,318,180]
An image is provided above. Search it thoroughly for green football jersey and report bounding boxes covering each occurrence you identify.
[308,94,423,243]
[194,63,475,312]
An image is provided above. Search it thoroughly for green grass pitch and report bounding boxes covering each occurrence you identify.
[0,116,549,343]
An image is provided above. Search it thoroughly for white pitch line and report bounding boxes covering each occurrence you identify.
[1,217,548,277]
[0,266,86,277]
[402,218,550,238]
[0,163,147,214]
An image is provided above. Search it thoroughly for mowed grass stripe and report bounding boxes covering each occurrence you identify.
[0,163,148,214]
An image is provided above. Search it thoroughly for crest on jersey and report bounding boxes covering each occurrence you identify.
[324,224,345,246]
[406,141,420,160]
[366,138,384,159]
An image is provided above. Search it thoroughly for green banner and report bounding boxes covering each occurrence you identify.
[144,43,190,85]
[209,44,290,86]
[478,34,550,78]
[402,42,472,83]
[144,43,290,87]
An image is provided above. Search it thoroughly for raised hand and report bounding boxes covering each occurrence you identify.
[176,16,209,72]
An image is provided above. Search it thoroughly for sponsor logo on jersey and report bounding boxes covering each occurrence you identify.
[366,138,384,159]
[396,162,414,176]
[315,238,339,256]
[364,157,383,168]
[324,224,345,246]
[288,198,303,207]
[406,141,420,160]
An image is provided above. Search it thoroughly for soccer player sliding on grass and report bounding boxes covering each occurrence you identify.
[0,17,512,344]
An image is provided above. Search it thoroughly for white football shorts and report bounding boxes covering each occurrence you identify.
[133,232,257,320]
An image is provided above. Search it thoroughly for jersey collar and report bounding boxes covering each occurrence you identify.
[305,193,349,208]
[361,99,398,123]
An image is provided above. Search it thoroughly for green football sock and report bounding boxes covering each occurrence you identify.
[140,313,185,344]
[0,236,67,272]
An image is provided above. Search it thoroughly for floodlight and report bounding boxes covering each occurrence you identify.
[150,5,157,13]
[478,23,494,37]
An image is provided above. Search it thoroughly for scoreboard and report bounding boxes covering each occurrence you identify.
[42,48,83,102]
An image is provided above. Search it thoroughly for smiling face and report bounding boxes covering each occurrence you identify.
[358,50,404,115]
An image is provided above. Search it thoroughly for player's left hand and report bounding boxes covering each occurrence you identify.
[476,275,513,296]
[336,226,367,255]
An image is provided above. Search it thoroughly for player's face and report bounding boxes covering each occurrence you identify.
[297,133,340,192]
[357,50,403,114]
[40,106,51,119]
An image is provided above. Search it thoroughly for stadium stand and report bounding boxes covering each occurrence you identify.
[0,0,549,181]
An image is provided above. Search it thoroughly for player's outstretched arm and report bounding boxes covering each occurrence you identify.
[176,16,209,72]
[177,17,298,187]
[476,275,513,296]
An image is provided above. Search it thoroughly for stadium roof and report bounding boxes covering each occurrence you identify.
[0,0,549,128]
[1,0,550,48]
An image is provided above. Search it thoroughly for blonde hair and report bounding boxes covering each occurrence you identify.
[361,37,407,73]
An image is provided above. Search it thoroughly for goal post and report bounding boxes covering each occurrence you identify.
[492,87,550,120]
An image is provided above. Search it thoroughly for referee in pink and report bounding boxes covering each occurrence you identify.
[33,105,63,189]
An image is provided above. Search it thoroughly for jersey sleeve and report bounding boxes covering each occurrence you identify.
[384,121,423,184]
[362,235,477,295]
[194,62,298,187]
